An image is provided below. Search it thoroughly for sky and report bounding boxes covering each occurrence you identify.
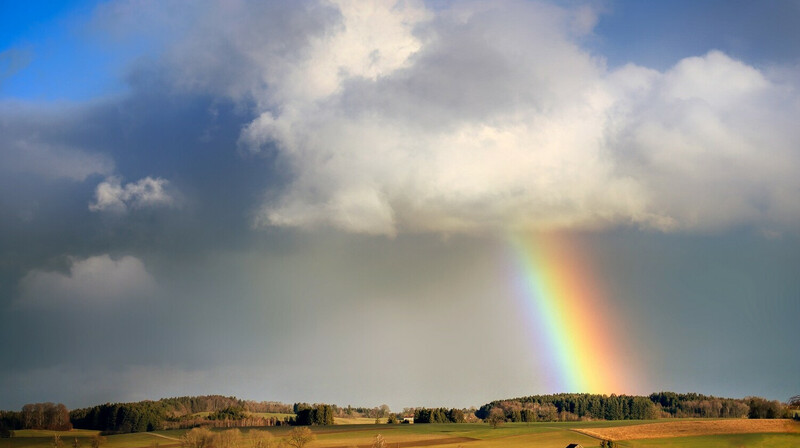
[1,0,799,412]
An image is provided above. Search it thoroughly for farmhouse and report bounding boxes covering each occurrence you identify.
[402,415,414,424]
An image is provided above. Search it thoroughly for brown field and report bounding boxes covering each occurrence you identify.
[574,419,800,440]
[333,417,387,425]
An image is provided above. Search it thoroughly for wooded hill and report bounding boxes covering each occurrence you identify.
[69,396,295,432]
[477,392,788,422]
[1,392,793,437]
[0,396,293,435]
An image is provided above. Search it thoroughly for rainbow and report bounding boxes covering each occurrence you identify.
[508,232,633,394]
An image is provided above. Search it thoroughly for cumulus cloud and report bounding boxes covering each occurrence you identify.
[238,0,635,235]
[18,254,156,307]
[110,0,800,236]
[606,51,800,232]
[89,176,178,213]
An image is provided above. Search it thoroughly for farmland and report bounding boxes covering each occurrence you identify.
[3,419,799,448]
[573,418,800,440]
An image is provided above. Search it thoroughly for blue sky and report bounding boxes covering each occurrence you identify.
[4,1,800,101]
[1,0,148,101]
[0,0,798,411]
[594,0,800,69]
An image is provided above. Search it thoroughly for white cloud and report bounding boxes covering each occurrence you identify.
[114,0,800,236]
[89,176,178,213]
[607,51,800,232]
[238,0,630,235]
[18,254,156,307]
[246,2,800,235]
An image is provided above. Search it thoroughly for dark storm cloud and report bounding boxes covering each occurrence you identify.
[0,73,289,392]
[0,4,327,389]
[0,83,277,267]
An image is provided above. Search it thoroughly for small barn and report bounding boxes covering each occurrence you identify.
[402,415,414,424]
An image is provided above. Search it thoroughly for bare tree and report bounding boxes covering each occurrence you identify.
[487,409,505,429]
[90,435,106,448]
[284,427,315,448]
[22,403,71,430]
[249,430,274,448]
[181,427,215,448]
[216,429,242,448]
[371,434,386,448]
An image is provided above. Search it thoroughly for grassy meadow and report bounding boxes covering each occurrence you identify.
[3,420,799,448]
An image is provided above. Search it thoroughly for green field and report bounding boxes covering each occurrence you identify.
[3,420,799,448]
[9,431,101,438]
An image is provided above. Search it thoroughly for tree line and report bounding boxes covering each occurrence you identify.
[290,404,334,426]
[0,403,73,436]
[411,408,465,423]
[746,397,787,419]
[208,406,248,421]
[68,396,294,433]
[159,396,293,417]
[478,392,791,422]
[648,392,750,418]
[70,401,166,433]
[479,393,661,422]
[296,403,391,420]
[2,391,795,437]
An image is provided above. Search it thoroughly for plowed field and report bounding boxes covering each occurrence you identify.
[575,419,800,440]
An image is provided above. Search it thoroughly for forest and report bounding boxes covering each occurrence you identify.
[477,392,789,422]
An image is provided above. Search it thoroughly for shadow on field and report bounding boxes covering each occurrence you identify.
[319,436,478,448]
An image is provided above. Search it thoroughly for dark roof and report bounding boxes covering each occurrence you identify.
[565,444,583,448]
